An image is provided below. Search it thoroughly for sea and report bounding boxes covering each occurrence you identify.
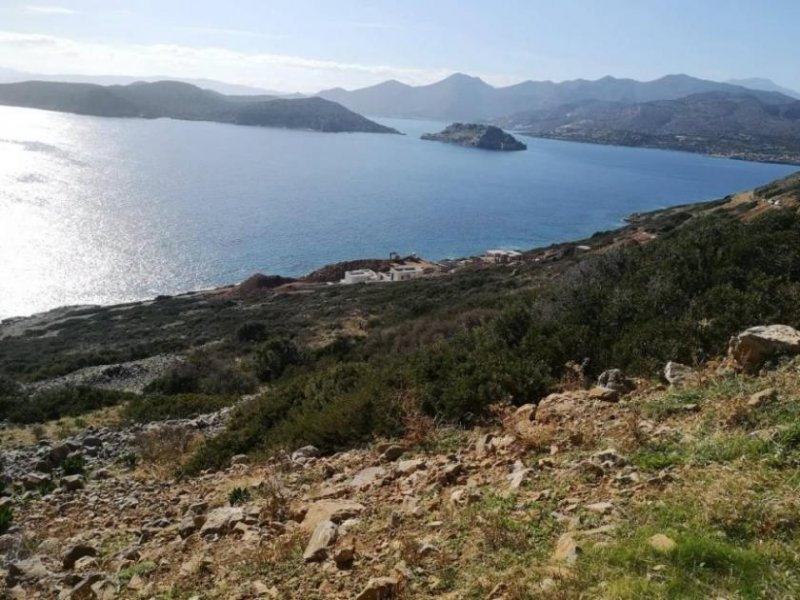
[0,105,796,319]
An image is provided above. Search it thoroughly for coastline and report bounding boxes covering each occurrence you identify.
[0,191,735,329]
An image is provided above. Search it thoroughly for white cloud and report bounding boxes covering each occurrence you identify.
[179,26,286,39]
[23,5,77,15]
[0,30,453,92]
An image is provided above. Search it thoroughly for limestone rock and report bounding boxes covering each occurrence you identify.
[395,459,426,476]
[301,500,365,532]
[355,576,400,600]
[729,325,800,374]
[7,557,52,585]
[552,533,580,564]
[61,474,85,491]
[597,369,634,394]
[350,466,387,489]
[649,533,677,553]
[588,386,619,402]
[199,507,243,536]
[303,520,337,562]
[748,388,778,408]
[379,445,405,462]
[291,445,319,464]
[664,361,694,386]
[63,543,98,570]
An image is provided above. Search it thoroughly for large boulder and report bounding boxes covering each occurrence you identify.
[300,500,365,532]
[199,507,244,536]
[729,325,800,374]
[663,362,694,387]
[303,520,337,562]
[597,369,634,394]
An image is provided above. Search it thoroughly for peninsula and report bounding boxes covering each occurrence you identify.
[0,80,399,134]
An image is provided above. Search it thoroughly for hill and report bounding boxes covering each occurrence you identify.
[499,91,800,164]
[319,72,789,121]
[2,173,800,598]
[727,77,800,99]
[0,80,398,134]
[0,67,294,97]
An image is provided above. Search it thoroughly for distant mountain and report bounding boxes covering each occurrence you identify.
[0,67,294,97]
[726,78,800,100]
[319,73,789,121]
[0,80,398,134]
[497,91,800,164]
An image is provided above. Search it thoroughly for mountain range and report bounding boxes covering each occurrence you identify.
[318,73,796,121]
[0,80,396,134]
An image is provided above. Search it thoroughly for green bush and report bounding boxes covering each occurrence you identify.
[0,386,136,424]
[236,321,269,343]
[62,454,86,475]
[0,505,12,533]
[123,394,236,423]
[228,487,251,506]
[145,353,258,396]
[253,337,305,382]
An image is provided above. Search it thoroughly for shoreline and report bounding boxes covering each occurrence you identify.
[0,194,728,328]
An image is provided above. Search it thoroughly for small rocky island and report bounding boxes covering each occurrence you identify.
[421,123,527,151]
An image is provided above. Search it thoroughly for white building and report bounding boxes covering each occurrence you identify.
[486,249,523,263]
[389,265,423,281]
[341,269,380,284]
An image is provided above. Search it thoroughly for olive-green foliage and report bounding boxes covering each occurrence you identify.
[228,486,251,506]
[0,385,136,424]
[145,353,257,396]
[123,393,236,423]
[235,321,269,343]
[253,337,305,382]
[183,211,800,472]
[62,454,86,475]
[0,505,12,533]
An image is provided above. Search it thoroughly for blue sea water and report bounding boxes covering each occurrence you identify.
[0,105,796,319]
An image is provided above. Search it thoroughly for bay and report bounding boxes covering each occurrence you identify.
[0,105,795,319]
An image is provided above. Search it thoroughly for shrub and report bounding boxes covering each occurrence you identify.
[236,321,269,343]
[253,337,305,382]
[228,487,251,506]
[62,454,86,475]
[120,452,138,470]
[145,353,257,396]
[123,394,236,423]
[0,505,12,533]
[0,386,136,424]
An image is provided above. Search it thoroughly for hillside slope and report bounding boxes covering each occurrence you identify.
[2,172,800,598]
[499,91,800,164]
[0,81,398,134]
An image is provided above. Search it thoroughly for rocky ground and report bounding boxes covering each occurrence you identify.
[2,325,800,599]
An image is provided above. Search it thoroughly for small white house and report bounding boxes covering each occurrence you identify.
[389,265,423,281]
[486,249,522,263]
[341,269,380,284]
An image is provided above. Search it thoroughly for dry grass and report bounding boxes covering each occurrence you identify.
[0,405,124,449]
[398,391,437,447]
[134,424,203,476]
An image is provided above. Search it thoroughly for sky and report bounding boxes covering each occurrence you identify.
[1,0,799,93]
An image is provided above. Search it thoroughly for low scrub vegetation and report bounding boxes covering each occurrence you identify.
[184,210,800,472]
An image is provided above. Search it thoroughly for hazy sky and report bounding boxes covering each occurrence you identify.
[1,0,798,92]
